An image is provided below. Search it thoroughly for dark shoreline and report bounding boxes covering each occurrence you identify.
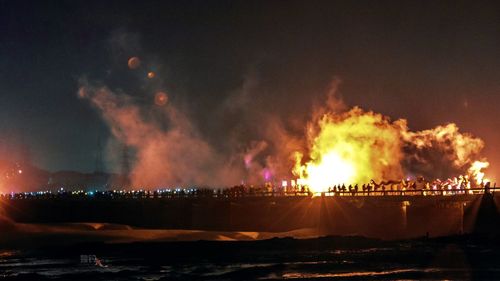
[2,233,500,281]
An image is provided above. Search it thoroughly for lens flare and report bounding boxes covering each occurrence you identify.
[127,57,141,69]
[154,91,168,106]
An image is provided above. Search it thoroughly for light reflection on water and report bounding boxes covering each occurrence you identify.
[282,268,427,279]
[329,247,393,255]
[0,255,470,280]
[1,246,499,280]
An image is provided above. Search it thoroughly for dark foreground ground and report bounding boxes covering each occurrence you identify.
[1,223,500,281]
[1,191,500,280]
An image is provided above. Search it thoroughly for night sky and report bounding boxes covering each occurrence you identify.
[1,1,500,178]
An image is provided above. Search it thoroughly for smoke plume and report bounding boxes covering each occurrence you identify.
[78,84,245,188]
[79,69,488,190]
[293,83,488,191]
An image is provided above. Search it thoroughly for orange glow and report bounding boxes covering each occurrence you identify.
[127,56,141,69]
[292,105,493,193]
[293,107,403,193]
[295,150,355,192]
[468,160,490,185]
[147,71,155,79]
[154,91,168,106]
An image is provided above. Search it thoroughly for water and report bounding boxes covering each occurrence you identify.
[2,235,500,280]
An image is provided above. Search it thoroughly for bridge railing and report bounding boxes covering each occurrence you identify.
[311,187,497,197]
[2,187,498,200]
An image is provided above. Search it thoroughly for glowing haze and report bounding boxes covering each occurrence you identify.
[78,84,244,188]
[293,107,404,192]
[79,67,491,191]
[293,106,489,192]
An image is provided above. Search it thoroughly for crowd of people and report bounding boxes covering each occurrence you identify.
[1,176,495,200]
[324,176,494,194]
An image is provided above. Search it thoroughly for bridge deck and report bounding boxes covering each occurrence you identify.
[2,187,497,201]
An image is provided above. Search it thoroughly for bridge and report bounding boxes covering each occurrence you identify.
[1,187,499,240]
[2,186,497,199]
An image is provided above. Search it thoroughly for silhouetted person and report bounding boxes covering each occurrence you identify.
[411,182,417,190]
[474,188,500,234]
[348,184,355,196]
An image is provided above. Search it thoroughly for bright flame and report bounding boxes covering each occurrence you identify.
[469,160,490,185]
[293,104,492,193]
[293,107,403,193]
[301,151,355,192]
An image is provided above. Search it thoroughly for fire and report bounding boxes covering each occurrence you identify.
[295,151,355,192]
[469,160,490,185]
[292,104,493,193]
[293,107,403,193]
